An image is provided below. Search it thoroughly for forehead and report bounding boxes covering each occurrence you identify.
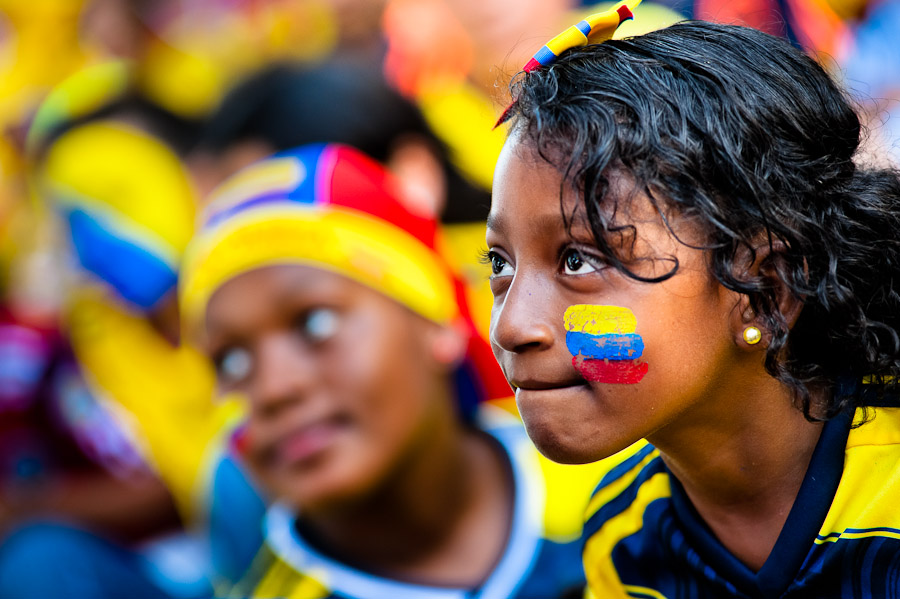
[204,265,352,330]
[489,134,574,233]
[490,133,643,237]
[489,132,705,257]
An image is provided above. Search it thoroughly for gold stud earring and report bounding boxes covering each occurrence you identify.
[742,326,762,345]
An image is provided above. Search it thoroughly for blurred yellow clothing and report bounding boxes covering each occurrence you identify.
[36,117,198,310]
[132,37,225,120]
[132,0,339,119]
[40,120,196,258]
[66,286,245,522]
[0,0,89,129]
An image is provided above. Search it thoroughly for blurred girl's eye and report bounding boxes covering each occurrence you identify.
[563,248,600,275]
[484,250,514,277]
[217,347,253,385]
[300,307,340,344]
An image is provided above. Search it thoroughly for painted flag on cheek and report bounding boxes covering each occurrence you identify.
[564,304,648,384]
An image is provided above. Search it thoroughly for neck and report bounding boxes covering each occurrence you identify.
[299,397,513,585]
[651,374,825,571]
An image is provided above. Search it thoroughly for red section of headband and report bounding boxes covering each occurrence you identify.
[328,145,437,249]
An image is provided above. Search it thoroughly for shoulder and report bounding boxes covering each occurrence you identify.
[822,407,900,543]
[224,520,331,599]
[577,442,671,598]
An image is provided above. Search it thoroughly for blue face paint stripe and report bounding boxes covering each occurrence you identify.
[565,331,644,360]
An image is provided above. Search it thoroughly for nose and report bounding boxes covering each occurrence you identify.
[250,332,316,420]
[490,274,557,355]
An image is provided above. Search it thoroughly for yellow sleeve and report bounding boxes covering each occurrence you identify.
[66,285,245,522]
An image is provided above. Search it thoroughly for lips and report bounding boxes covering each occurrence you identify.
[509,377,587,392]
[274,418,346,466]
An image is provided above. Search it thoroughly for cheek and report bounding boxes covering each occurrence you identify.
[325,320,432,441]
[563,304,649,385]
[630,290,737,403]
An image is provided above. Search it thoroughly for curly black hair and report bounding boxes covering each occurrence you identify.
[504,20,900,421]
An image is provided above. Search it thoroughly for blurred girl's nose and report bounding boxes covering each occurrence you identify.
[251,333,316,419]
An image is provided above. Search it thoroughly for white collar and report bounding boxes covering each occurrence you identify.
[264,410,546,599]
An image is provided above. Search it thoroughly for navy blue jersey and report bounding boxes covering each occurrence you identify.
[582,407,900,598]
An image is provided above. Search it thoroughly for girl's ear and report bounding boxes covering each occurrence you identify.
[386,135,446,219]
[429,319,469,369]
[732,240,805,349]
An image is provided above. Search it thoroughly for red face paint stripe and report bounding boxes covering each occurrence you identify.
[573,356,648,384]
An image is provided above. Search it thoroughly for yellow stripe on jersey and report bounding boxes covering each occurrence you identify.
[583,471,671,598]
[254,556,329,599]
[538,452,616,542]
[624,584,672,599]
[817,407,900,544]
[584,441,656,519]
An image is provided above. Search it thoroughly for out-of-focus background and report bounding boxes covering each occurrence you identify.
[0,1,896,597]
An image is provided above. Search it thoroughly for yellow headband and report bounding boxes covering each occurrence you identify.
[179,145,460,339]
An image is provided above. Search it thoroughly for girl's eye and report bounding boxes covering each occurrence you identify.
[300,307,340,344]
[487,251,514,277]
[563,248,598,275]
[217,347,253,385]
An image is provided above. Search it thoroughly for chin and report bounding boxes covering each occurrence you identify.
[519,417,594,464]
[522,409,633,466]
[279,461,383,514]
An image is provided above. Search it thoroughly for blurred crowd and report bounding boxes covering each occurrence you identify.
[0,0,896,597]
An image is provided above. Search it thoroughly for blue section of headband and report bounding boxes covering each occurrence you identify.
[576,20,592,36]
[67,208,177,310]
[204,143,329,229]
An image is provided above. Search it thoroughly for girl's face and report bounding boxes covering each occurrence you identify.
[487,136,745,464]
[204,264,457,512]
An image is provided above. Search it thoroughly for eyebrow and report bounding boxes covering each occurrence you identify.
[488,209,588,239]
[485,211,504,232]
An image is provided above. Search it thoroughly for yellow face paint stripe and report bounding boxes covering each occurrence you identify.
[564,304,637,335]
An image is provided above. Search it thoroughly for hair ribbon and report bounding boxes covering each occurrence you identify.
[495,0,642,127]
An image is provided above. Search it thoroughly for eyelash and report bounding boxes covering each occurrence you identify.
[481,248,512,277]
[480,246,607,277]
[562,246,607,275]
[477,247,491,266]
